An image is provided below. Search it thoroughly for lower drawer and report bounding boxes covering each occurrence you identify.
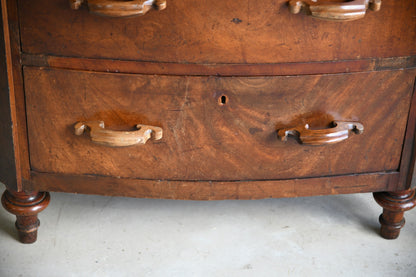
[24,67,415,181]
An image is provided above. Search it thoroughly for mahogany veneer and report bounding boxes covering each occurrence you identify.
[1,0,416,243]
[24,68,414,180]
[18,0,416,63]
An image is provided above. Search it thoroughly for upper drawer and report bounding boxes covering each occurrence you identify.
[19,0,416,64]
[24,67,415,181]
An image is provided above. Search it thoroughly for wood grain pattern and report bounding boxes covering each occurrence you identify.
[2,0,416,242]
[24,67,415,181]
[28,171,398,200]
[18,0,416,64]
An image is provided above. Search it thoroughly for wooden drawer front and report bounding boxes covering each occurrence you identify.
[24,67,414,180]
[19,0,415,64]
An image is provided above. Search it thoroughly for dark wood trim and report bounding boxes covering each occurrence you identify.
[21,54,416,77]
[26,171,398,200]
[0,0,17,191]
[3,0,30,189]
[398,77,416,190]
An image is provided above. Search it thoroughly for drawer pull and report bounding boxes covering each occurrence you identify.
[288,0,381,21]
[69,0,167,17]
[74,121,163,147]
[277,121,364,145]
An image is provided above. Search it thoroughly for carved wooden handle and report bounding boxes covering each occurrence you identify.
[288,0,381,21]
[74,121,163,147]
[69,0,167,17]
[277,121,364,145]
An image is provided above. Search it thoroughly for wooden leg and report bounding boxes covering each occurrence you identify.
[373,189,416,239]
[1,190,50,243]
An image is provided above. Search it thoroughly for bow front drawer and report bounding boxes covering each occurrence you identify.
[19,0,415,64]
[24,67,414,181]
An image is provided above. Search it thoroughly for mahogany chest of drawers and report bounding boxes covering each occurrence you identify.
[1,0,415,243]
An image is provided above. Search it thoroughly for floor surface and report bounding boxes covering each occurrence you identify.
[0,189,415,276]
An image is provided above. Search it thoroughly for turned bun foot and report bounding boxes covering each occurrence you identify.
[373,189,416,240]
[1,190,50,243]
